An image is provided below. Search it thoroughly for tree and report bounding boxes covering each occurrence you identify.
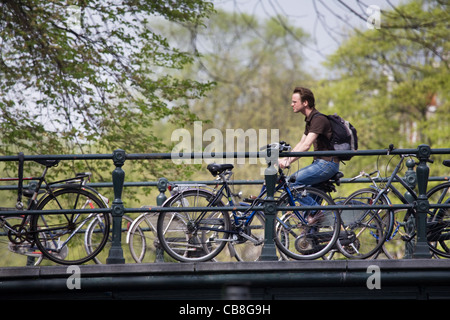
[170,10,312,157]
[318,0,449,176]
[0,0,214,180]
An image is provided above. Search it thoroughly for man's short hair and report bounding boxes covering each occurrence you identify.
[293,87,315,108]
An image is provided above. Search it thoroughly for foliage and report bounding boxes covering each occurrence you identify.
[152,1,449,188]
[0,0,448,193]
[322,0,449,143]
[158,9,314,184]
[0,0,214,181]
[318,0,449,177]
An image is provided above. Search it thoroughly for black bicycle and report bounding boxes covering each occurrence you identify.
[0,154,110,265]
[154,142,341,262]
[335,146,450,259]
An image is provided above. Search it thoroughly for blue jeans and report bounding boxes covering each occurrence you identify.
[291,159,340,187]
[291,159,339,208]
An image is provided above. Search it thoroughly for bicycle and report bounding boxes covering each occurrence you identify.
[335,146,450,259]
[147,142,341,262]
[425,159,450,258]
[0,153,110,265]
[127,186,203,263]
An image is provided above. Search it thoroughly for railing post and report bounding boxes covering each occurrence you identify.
[156,177,168,206]
[155,177,169,263]
[403,159,416,259]
[106,149,126,264]
[259,146,279,261]
[413,144,432,259]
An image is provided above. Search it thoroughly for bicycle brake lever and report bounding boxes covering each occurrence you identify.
[387,144,394,155]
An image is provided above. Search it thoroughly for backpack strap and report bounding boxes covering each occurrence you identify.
[309,112,332,143]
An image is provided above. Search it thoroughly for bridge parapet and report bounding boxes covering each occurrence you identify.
[1,260,450,300]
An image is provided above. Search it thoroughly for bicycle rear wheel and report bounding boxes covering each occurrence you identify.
[275,187,340,260]
[0,216,43,266]
[338,188,393,259]
[31,187,110,265]
[427,182,450,258]
[157,189,231,262]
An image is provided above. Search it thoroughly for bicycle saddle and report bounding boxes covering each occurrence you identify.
[444,160,450,167]
[34,159,61,167]
[207,163,234,176]
[330,171,344,186]
[313,172,344,193]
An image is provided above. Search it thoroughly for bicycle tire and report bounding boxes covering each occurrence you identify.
[128,211,163,263]
[157,189,231,262]
[338,188,393,259]
[31,187,110,265]
[86,214,137,264]
[426,182,450,258]
[275,186,340,260]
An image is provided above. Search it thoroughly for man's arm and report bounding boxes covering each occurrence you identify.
[278,133,318,168]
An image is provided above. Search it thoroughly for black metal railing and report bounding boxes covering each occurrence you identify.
[0,145,449,263]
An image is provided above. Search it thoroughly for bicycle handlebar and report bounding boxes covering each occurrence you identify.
[387,144,434,163]
[260,141,291,152]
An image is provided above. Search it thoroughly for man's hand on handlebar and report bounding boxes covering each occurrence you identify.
[278,157,290,169]
[260,141,292,169]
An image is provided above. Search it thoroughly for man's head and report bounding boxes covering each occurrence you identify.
[293,87,315,109]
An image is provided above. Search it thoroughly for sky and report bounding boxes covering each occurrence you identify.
[214,0,401,75]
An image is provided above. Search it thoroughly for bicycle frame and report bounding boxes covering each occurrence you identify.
[364,155,419,238]
[190,168,309,237]
[1,164,99,249]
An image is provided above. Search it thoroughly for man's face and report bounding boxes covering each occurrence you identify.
[291,93,307,113]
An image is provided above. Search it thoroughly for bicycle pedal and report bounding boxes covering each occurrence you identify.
[401,235,413,242]
[243,195,257,203]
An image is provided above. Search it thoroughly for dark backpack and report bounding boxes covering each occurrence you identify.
[313,113,358,161]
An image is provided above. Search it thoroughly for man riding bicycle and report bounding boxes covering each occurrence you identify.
[278,87,340,220]
[278,86,339,185]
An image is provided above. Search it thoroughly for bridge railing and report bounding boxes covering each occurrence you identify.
[0,145,449,263]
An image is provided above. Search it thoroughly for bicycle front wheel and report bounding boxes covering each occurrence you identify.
[338,188,393,259]
[275,187,340,260]
[128,211,163,263]
[231,211,266,262]
[86,214,137,264]
[157,189,231,262]
[32,188,110,265]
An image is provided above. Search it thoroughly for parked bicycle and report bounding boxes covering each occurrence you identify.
[0,153,110,265]
[144,142,341,262]
[334,146,450,259]
[426,159,450,258]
